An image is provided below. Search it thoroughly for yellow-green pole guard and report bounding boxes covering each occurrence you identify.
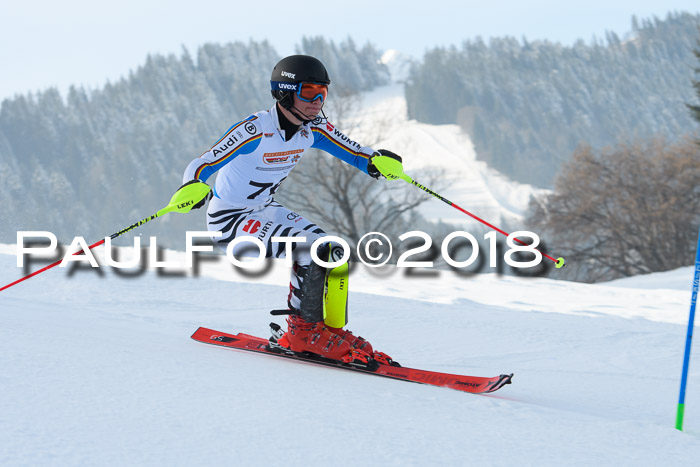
[164,181,212,215]
[371,155,412,182]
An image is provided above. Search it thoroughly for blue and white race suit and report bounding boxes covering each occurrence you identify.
[182,104,376,310]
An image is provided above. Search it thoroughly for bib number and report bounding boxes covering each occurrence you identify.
[247,177,287,200]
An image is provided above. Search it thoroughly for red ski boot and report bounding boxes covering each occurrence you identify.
[326,326,374,354]
[277,315,370,363]
[326,326,399,366]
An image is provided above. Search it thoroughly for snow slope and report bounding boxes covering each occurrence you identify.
[1,247,699,466]
[338,83,546,228]
[0,61,696,466]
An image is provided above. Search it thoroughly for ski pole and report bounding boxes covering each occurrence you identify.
[0,181,211,293]
[371,155,565,268]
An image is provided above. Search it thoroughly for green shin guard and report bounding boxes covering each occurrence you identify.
[295,242,349,326]
[324,260,349,328]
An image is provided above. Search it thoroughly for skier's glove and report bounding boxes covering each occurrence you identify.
[178,179,212,210]
[368,149,403,179]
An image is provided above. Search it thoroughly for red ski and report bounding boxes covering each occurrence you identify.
[191,327,513,394]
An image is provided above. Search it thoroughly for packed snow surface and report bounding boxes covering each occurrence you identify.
[1,244,699,466]
[1,75,697,466]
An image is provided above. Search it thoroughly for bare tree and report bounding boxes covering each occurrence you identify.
[528,136,700,282]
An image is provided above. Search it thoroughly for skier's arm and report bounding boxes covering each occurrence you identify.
[182,117,263,183]
[310,122,374,174]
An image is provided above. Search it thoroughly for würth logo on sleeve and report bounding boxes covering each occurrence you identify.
[263,149,304,164]
[326,122,335,132]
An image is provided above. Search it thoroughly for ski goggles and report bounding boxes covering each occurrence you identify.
[271,81,328,103]
[297,82,328,103]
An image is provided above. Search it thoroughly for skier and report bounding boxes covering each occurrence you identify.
[180,55,403,364]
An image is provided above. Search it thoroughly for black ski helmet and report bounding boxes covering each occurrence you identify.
[270,55,331,110]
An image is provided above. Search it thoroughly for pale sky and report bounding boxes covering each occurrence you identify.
[1,0,699,101]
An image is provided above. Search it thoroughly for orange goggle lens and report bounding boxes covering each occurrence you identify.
[298,83,328,102]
